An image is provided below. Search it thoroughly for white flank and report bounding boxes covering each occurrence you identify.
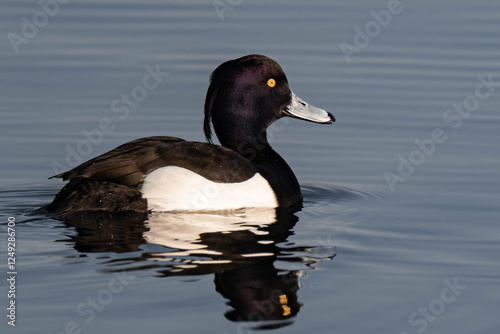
[141,166,278,211]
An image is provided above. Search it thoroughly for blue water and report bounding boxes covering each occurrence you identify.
[1,0,499,333]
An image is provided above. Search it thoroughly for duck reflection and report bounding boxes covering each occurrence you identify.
[216,260,300,327]
[58,207,334,328]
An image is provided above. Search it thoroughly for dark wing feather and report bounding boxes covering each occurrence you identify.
[52,136,257,187]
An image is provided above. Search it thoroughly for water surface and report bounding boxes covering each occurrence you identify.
[1,1,499,333]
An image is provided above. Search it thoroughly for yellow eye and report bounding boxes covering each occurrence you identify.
[267,78,276,88]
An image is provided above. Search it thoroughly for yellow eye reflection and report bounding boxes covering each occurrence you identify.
[279,294,288,304]
[279,294,291,316]
[267,78,276,87]
[282,305,291,317]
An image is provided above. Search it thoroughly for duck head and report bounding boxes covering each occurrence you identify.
[204,54,335,151]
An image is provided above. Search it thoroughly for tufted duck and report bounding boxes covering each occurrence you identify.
[43,54,334,214]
